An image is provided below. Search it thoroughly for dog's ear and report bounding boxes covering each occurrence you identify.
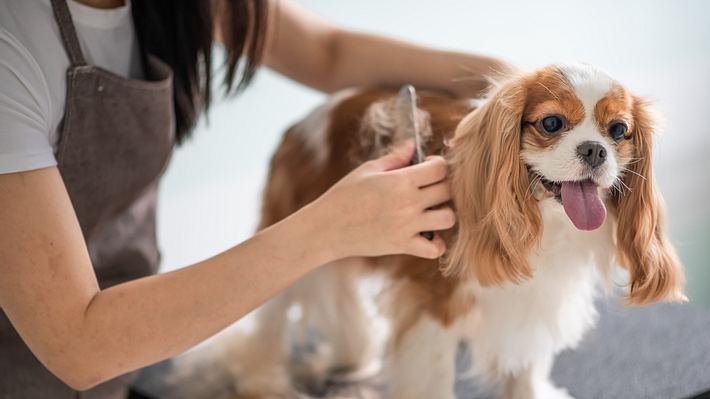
[613,97,686,304]
[442,78,541,285]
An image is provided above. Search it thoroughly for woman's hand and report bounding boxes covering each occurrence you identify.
[306,141,455,260]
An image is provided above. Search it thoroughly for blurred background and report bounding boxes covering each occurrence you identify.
[156,0,710,308]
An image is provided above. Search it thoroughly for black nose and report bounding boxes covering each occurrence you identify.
[577,141,607,168]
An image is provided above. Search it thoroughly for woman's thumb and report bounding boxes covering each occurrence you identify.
[370,140,415,171]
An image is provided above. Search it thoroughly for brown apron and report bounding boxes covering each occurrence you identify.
[0,0,175,397]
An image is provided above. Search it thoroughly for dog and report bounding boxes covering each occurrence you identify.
[225,63,686,398]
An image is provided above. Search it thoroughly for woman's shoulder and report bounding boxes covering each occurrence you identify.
[0,0,69,104]
[0,0,62,55]
[0,1,63,174]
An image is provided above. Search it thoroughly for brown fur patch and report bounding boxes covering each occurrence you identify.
[594,84,636,166]
[445,73,544,286]
[385,256,476,349]
[593,84,633,136]
[608,96,686,304]
[521,66,586,150]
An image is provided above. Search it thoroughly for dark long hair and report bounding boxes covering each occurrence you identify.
[132,0,268,143]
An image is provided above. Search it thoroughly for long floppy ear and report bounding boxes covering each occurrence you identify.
[614,97,686,305]
[442,78,542,285]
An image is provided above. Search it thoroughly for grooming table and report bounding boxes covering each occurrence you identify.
[131,297,710,399]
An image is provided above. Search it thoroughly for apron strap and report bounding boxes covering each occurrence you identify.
[50,0,87,66]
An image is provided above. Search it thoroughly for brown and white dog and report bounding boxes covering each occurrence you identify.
[226,63,686,399]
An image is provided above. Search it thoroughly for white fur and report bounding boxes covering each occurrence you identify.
[470,197,613,387]
[389,315,459,399]
[558,63,613,95]
[297,88,361,164]
[502,353,573,399]
[361,96,433,156]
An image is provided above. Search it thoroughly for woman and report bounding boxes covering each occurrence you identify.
[0,0,507,397]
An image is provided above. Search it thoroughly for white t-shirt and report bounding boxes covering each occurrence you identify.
[0,0,142,174]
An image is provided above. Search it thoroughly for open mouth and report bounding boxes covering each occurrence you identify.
[534,174,607,231]
[540,177,562,200]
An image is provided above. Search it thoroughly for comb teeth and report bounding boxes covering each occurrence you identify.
[397,85,416,122]
[396,85,432,241]
[398,84,415,105]
[396,85,424,164]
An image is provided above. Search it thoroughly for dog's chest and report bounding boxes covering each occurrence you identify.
[461,203,616,374]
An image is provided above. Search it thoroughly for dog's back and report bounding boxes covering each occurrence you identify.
[259,88,473,230]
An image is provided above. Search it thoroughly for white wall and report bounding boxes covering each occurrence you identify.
[157,0,710,306]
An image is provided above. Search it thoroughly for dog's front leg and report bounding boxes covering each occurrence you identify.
[388,314,458,399]
[291,260,376,391]
[502,353,573,399]
[224,291,292,398]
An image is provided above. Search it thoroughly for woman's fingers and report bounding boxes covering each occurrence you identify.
[316,143,456,259]
[418,207,456,232]
[404,156,448,187]
[407,234,447,259]
[419,180,451,208]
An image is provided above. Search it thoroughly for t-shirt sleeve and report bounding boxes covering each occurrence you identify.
[0,28,57,174]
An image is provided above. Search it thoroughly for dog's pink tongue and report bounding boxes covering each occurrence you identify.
[561,180,606,231]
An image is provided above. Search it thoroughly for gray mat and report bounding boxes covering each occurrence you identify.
[133,297,710,399]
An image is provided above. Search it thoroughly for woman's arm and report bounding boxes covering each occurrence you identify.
[0,143,453,390]
[262,0,512,97]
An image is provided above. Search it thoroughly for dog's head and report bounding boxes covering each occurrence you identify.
[444,63,685,304]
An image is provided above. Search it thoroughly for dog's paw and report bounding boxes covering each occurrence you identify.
[231,365,290,399]
[221,331,291,399]
[503,379,574,399]
[536,383,574,399]
[290,328,333,395]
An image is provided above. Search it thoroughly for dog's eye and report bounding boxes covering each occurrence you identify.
[538,115,567,135]
[608,122,629,140]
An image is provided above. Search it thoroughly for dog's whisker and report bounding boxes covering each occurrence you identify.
[619,157,646,164]
[611,180,624,196]
[620,167,647,181]
[526,174,542,199]
[613,181,626,197]
[531,179,542,199]
[528,175,541,194]
[615,176,632,194]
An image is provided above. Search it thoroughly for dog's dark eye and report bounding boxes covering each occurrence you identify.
[538,115,567,135]
[608,122,629,140]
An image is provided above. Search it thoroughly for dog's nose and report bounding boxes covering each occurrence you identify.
[577,141,607,168]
